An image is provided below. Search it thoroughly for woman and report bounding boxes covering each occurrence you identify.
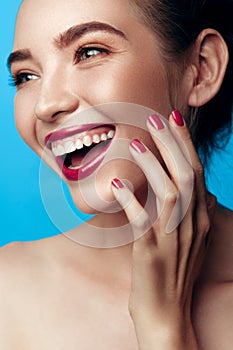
[1,0,233,349]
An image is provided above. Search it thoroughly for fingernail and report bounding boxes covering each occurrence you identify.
[111,178,124,189]
[130,139,147,154]
[171,110,184,127]
[148,114,164,130]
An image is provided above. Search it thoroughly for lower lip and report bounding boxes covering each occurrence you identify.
[55,140,112,181]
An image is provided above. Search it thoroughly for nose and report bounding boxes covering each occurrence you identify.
[34,72,80,122]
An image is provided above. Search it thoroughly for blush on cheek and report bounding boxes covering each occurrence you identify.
[89,67,169,114]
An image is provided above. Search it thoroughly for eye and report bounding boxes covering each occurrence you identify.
[75,46,109,63]
[9,72,39,87]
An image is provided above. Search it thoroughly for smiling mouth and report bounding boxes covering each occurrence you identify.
[46,125,115,181]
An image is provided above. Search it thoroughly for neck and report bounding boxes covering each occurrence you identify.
[197,203,233,283]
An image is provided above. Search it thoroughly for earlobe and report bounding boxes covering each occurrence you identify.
[188,29,229,107]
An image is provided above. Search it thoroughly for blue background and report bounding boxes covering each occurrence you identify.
[1,1,232,247]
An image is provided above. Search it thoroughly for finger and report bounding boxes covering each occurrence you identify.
[111,178,153,239]
[206,191,217,220]
[129,139,172,205]
[145,113,194,232]
[147,113,194,190]
[129,139,181,233]
[168,111,211,291]
[169,110,210,235]
[111,177,179,280]
[111,178,177,317]
[169,110,205,196]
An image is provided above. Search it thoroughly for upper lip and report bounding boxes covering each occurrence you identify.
[45,123,114,147]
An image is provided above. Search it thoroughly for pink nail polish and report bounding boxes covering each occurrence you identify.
[130,139,147,154]
[171,110,184,127]
[148,114,164,130]
[112,178,124,189]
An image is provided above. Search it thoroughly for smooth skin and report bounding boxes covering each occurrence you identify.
[1,0,233,349]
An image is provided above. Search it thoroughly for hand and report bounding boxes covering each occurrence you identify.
[111,111,215,350]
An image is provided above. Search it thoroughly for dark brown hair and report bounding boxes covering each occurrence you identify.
[130,0,233,163]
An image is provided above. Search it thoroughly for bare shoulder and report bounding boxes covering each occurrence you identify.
[0,236,64,303]
[0,234,70,301]
[0,237,63,348]
[0,241,37,347]
[0,235,63,287]
[0,241,31,289]
[0,240,46,304]
[0,240,43,279]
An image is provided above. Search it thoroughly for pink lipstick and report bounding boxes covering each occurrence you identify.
[45,124,115,181]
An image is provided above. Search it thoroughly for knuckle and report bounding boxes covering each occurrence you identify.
[131,210,151,232]
[165,186,178,206]
[180,166,195,186]
[202,219,211,236]
[195,163,205,180]
[181,128,192,142]
[199,214,211,237]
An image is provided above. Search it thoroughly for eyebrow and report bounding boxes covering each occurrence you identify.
[7,21,127,71]
[7,49,32,71]
[54,21,127,48]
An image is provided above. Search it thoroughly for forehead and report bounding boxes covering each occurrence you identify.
[14,0,136,49]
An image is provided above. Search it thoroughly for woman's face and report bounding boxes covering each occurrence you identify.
[11,0,183,213]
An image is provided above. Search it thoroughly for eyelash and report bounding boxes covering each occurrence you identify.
[9,46,110,87]
[9,73,38,87]
[74,46,109,63]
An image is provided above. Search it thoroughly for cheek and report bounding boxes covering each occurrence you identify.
[79,60,171,115]
[93,129,160,203]
[66,129,160,213]
[14,93,38,151]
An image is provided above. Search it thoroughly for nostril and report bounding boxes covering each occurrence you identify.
[52,110,66,119]
[34,105,79,122]
[34,90,80,122]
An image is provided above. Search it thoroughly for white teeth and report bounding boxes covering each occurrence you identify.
[100,133,107,141]
[75,139,83,150]
[92,134,100,144]
[107,130,114,139]
[83,135,92,147]
[52,143,59,157]
[51,129,115,157]
[56,144,66,156]
[64,141,76,154]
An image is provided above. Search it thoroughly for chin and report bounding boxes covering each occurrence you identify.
[69,183,120,215]
[67,160,147,215]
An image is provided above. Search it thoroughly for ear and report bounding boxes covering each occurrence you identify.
[188,29,229,107]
